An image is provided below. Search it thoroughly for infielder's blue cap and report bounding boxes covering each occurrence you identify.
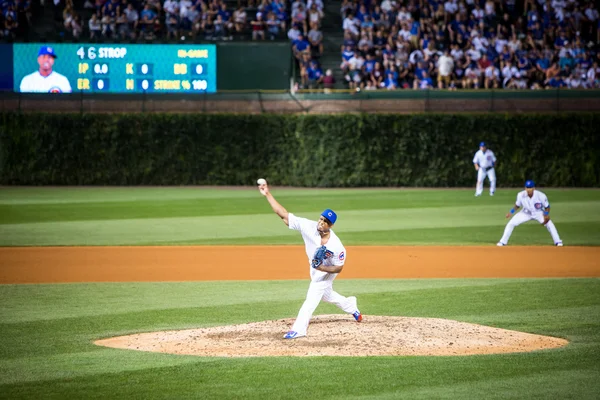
[479,141,486,147]
[38,46,57,58]
[321,209,337,224]
[525,180,535,188]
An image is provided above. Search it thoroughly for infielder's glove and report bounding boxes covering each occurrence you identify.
[311,246,334,269]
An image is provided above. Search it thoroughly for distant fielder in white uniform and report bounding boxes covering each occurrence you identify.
[497,180,563,246]
[258,180,362,339]
[19,46,72,93]
[473,141,497,196]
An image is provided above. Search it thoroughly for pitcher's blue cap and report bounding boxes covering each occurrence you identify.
[38,46,57,58]
[321,209,337,224]
[525,180,535,188]
[479,141,486,147]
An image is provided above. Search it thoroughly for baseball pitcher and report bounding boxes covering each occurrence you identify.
[258,180,362,339]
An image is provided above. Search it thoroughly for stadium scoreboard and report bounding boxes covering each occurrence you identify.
[13,44,217,93]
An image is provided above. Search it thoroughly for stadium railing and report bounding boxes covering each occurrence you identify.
[2,89,600,113]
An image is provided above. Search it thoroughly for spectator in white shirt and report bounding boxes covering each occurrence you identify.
[466,44,481,61]
[179,0,192,19]
[124,3,138,36]
[380,0,394,13]
[463,63,480,88]
[507,34,521,53]
[471,4,484,21]
[444,0,458,16]
[472,32,489,52]
[89,13,101,38]
[437,49,454,88]
[502,60,518,87]
[396,6,411,23]
[164,0,178,16]
[484,64,500,88]
[495,34,508,54]
[409,48,424,65]
[451,43,463,60]
[233,6,247,33]
[343,13,360,37]
[397,23,411,41]
[587,62,598,84]
[567,73,582,88]
[287,24,301,41]
[484,0,495,16]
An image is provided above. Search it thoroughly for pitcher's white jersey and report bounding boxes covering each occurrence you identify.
[515,190,550,216]
[288,213,346,282]
[19,71,72,93]
[472,149,496,169]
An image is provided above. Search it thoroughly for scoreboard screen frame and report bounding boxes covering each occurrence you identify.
[13,43,217,94]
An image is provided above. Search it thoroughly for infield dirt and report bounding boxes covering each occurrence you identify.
[1,246,599,283]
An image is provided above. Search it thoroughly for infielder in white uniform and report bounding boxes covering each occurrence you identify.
[473,141,497,196]
[258,180,362,339]
[497,180,563,246]
[19,46,72,93]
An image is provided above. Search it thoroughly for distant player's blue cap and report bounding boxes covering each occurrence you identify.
[38,46,57,58]
[321,209,337,225]
[479,141,486,147]
[525,180,535,188]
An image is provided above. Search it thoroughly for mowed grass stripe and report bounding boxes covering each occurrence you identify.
[0,279,535,324]
[1,189,598,224]
[169,222,600,246]
[1,202,598,246]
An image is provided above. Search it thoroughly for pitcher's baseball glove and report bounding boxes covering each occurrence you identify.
[311,246,334,269]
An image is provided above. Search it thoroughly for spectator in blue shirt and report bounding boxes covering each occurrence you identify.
[414,61,427,80]
[364,53,376,74]
[554,31,568,49]
[384,71,397,89]
[559,52,575,70]
[266,12,280,40]
[139,4,156,33]
[306,60,324,88]
[536,54,550,74]
[417,71,434,89]
[578,53,592,71]
[293,33,310,60]
[373,29,386,50]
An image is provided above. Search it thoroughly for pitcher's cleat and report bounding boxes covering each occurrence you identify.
[497,242,506,246]
[353,311,363,322]
[283,331,305,339]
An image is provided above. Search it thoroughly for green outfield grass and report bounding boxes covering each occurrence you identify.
[1,187,600,399]
[1,187,599,246]
[0,279,599,399]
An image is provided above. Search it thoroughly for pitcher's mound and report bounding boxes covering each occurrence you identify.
[95,315,568,357]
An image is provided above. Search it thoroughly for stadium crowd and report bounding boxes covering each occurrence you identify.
[1,0,33,39]
[54,0,315,41]
[339,0,600,90]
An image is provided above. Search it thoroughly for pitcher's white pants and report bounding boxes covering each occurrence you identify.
[476,168,496,195]
[291,280,358,336]
[499,211,562,245]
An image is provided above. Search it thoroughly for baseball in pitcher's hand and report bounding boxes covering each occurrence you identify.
[543,215,550,225]
[258,184,269,196]
[505,213,512,219]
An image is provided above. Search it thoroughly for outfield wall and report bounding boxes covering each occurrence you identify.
[1,113,598,187]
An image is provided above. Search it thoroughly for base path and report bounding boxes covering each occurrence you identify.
[1,246,599,284]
